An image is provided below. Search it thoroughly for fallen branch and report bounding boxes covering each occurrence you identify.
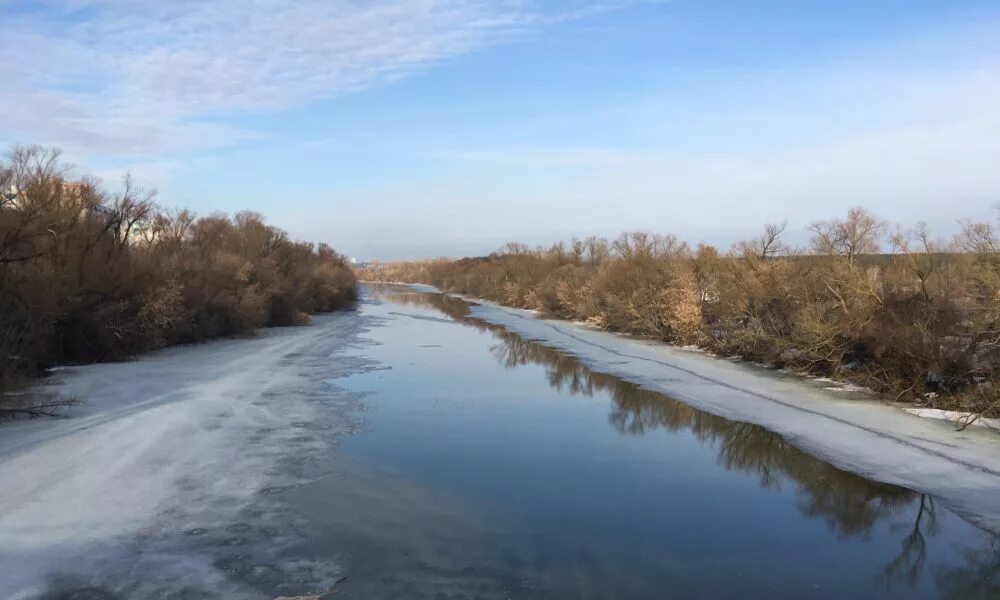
[0,392,80,418]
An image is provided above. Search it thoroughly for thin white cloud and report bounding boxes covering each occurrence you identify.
[0,0,651,157]
[313,37,1000,259]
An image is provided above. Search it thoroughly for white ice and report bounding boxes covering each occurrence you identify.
[0,313,363,599]
[904,408,1000,430]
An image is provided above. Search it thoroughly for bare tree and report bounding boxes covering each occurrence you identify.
[612,232,687,261]
[957,220,998,254]
[584,236,610,266]
[6,144,66,194]
[106,173,157,250]
[735,221,788,262]
[810,207,884,270]
[890,222,945,303]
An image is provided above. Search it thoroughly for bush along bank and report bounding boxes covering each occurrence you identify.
[360,209,1000,421]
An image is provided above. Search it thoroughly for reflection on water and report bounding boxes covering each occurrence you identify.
[490,324,914,537]
[937,538,1000,599]
[328,287,1000,598]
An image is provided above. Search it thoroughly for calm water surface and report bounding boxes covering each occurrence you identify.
[292,287,999,599]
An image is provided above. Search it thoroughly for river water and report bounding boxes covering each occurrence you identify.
[3,285,998,599]
[289,286,997,599]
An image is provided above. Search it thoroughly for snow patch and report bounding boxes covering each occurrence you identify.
[904,408,1000,430]
[822,383,874,394]
[0,313,367,599]
[678,345,706,353]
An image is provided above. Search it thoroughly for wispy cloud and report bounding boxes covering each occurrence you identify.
[431,33,1000,207]
[0,0,652,157]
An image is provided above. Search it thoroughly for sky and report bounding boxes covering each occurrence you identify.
[2,0,999,260]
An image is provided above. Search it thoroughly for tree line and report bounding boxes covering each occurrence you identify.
[1,145,356,412]
[361,207,1000,419]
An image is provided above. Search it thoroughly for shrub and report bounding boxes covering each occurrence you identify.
[360,208,1000,417]
[0,145,356,400]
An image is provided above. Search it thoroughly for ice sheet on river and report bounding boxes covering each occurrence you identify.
[464,298,1000,535]
[0,313,369,599]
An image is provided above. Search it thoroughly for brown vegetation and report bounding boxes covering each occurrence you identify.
[0,145,356,415]
[361,208,1000,418]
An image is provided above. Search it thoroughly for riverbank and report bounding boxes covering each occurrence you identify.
[358,216,1000,418]
[0,146,357,413]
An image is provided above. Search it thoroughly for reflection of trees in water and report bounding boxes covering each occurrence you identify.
[488,325,916,536]
[376,288,472,322]
[880,495,937,588]
[381,289,999,592]
[935,537,1000,599]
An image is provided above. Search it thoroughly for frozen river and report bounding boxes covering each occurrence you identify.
[1,285,998,599]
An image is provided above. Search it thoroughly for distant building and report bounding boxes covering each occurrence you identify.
[1,185,16,208]
[1,181,99,216]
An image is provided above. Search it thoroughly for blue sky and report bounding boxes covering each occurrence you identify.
[2,1,999,259]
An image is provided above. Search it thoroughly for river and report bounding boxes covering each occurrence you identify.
[0,285,997,599]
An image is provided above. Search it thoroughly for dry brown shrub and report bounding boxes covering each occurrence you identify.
[381,209,1000,417]
[0,144,356,401]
